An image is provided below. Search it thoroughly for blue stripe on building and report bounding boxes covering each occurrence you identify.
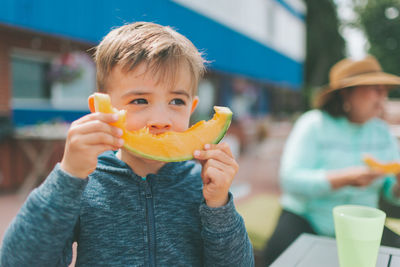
[12,108,89,126]
[274,0,305,21]
[0,0,303,89]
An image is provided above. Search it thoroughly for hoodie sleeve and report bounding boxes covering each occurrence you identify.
[0,164,88,267]
[199,193,254,267]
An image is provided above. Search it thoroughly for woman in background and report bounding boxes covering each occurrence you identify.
[262,56,400,266]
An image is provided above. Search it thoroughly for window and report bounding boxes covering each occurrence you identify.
[11,53,52,103]
[10,50,95,126]
[11,50,95,108]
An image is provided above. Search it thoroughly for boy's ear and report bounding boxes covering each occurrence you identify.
[191,96,199,114]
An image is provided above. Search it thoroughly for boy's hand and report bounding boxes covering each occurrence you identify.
[194,143,239,208]
[60,113,124,179]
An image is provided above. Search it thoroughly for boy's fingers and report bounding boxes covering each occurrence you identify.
[194,148,233,166]
[72,119,123,137]
[75,112,119,125]
[202,167,222,184]
[89,133,124,147]
[201,169,211,184]
[203,142,233,157]
[203,158,228,173]
[94,144,121,154]
[73,132,124,148]
[202,167,233,190]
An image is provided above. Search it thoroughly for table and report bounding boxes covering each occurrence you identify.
[271,233,400,267]
[14,123,68,198]
[15,137,64,198]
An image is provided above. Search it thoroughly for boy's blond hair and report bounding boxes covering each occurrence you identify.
[94,22,206,95]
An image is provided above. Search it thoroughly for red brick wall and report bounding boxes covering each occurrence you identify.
[0,40,10,115]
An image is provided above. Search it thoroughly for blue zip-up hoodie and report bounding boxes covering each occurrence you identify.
[0,151,254,266]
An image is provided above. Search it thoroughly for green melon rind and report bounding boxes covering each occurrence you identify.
[123,112,233,162]
[211,112,232,146]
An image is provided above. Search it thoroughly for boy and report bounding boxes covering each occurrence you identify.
[0,22,254,266]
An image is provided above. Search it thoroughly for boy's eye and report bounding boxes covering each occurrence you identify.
[170,98,186,105]
[130,98,148,105]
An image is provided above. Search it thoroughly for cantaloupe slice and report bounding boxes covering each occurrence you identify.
[363,156,400,175]
[89,93,232,162]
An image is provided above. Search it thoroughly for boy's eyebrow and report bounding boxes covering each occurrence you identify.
[121,89,191,98]
[121,90,151,98]
[170,90,190,98]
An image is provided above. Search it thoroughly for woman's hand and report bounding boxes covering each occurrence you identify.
[328,166,384,189]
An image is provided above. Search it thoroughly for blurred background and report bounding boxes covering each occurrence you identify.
[1,0,400,265]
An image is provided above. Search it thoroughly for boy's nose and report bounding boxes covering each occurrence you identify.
[147,114,172,134]
[146,105,173,133]
[148,122,171,134]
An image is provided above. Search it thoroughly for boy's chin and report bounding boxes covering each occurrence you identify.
[137,155,165,164]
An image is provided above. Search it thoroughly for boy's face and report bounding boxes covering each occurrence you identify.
[106,63,198,135]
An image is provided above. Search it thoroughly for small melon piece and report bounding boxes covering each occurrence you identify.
[89,93,232,162]
[363,156,400,175]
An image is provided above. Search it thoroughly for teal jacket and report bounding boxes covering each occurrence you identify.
[280,110,400,236]
[0,151,254,266]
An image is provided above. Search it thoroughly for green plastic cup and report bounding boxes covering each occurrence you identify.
[333,205,386,267]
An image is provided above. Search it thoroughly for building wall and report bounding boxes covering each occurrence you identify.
[0,0,305,89]
[172,0,306,63]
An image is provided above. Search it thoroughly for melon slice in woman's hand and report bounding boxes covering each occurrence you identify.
[88,93,232,162]
[363,156,400,175]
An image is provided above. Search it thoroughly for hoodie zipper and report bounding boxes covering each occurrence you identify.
[144,177,156,267]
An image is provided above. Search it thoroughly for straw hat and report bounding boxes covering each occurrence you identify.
[314,55,400,108]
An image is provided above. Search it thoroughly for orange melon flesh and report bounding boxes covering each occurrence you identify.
[363,156,400,175]
[90,93,232,162]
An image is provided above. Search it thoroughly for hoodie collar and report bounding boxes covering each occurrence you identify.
[97,151,196,181]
